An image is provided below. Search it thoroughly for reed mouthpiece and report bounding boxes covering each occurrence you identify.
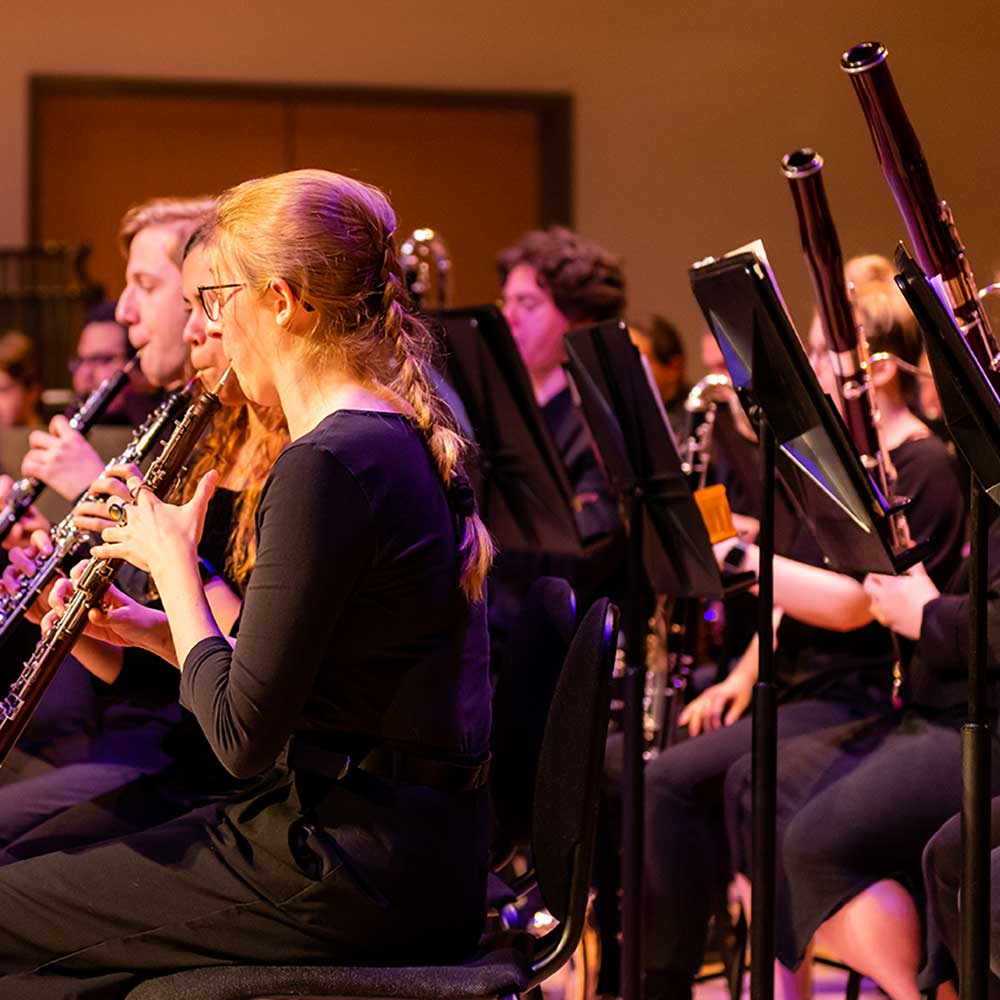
[211,365,234,396]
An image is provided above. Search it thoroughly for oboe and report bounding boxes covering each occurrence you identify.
[782,147,911,707]
[0,355,140,546]
[0,383,193,646]
[0,367,231,766]
[841,41,1000,372]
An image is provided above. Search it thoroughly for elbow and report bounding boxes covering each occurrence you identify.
[207,717,280,779]
[831,606,875,633]
[218,746,277,780]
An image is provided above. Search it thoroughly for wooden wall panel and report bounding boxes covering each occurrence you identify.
[33,82,565,311]
[34,90,289,297]
[292,102,541,306]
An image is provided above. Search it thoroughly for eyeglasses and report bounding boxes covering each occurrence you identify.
[68,353,127,374]
[197,283,244,322]
[197,282,315,321]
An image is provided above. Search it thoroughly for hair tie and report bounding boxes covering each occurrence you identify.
[447,472,476,519]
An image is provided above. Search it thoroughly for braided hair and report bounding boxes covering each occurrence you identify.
[210,169,493,601]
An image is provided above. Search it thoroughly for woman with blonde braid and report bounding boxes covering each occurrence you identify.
[0,170,494,1000]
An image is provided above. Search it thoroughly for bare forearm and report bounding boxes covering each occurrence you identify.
[740,545,871,631]
[773,555,871,630]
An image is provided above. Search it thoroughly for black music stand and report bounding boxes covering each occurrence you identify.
[895,246,998,1000]
[431,306,583,556]
[563,320,750,1000]
[689,248,919,1000]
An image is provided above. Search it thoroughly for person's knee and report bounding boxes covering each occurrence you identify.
[923,811,962,899]
[644,747,703,817]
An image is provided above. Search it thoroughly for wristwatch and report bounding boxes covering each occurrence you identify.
[722,539,749,572]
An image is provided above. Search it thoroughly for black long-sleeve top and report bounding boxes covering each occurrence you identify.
[775,434,966,702]
[180,411,491,779]
[909,517,1000,718]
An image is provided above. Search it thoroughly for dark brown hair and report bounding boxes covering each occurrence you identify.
[496,225,626,323]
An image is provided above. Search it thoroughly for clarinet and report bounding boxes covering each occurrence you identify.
[782,147,911,707]
[841,41,1000,372]
[0,367,231,766]
[0,355,141,546]
[0,383,193,645]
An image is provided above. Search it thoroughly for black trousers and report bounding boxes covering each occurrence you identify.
[0,767,489,999]
[920,799,1000,998]
[642,698,869,979]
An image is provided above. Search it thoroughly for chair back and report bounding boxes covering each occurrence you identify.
[528,597,617,985]
[490,576,577,848]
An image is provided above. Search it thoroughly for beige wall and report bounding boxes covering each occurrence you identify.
[3,0,998,366]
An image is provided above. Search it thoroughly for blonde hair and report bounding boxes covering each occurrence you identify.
[118,196,217,266]
[845,253,895,288]
[210,169,493,601]
[847,255,923,408]
[178,404,288,591]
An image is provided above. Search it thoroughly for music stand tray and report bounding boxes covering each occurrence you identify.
[690,250,921,577]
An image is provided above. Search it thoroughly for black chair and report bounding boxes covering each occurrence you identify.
[126,597,619,1000]
[490,575,577,863]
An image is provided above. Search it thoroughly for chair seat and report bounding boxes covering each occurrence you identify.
[125,945,532,1000]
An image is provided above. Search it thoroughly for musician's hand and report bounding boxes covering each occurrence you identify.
[730,513,760,541]
[90,470,217,576]
[21,416,107,501]
[2,531,57,624]
[679,665,754,737]
[71,463,142,535]
[863,562,939,641]
[44,567,164,650]
[0,475,51,549]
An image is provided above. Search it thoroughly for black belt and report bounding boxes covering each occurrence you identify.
[281,736,490,793]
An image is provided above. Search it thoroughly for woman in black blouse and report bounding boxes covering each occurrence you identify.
[641,269,966,1000]
[0,169,494,999]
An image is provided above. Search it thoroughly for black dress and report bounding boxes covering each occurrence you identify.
[0,410,492,1000]
[642,434,966,984]
[723,491,1000,971]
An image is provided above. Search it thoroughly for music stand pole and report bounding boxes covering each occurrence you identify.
[751,418,777,1000]
[622,486,646,1000]
[962,476,991,1000]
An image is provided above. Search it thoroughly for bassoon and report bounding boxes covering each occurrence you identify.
[781,147,911,706]
[841,41,1000,371]
[0,367,231,765]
